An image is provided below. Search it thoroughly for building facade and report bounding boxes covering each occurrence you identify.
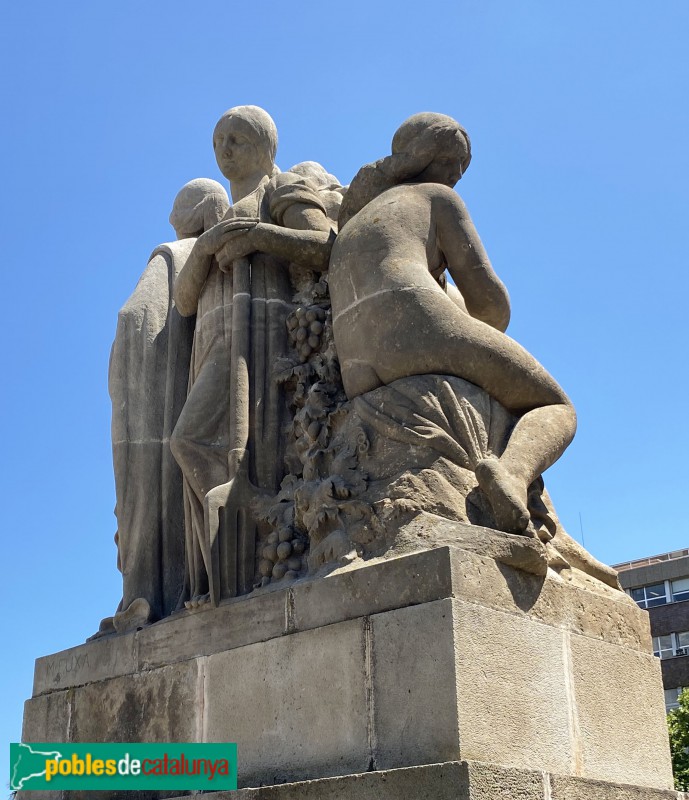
[614,548,689,711]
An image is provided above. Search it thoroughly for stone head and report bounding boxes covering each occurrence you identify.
[169,178,231,240]
[391,112,471,187]
[213,105,278,182]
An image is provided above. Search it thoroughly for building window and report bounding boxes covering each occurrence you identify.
[654,635,675,659]
[628,577,689,608]
[672,578,689,603]
[631,583,668,608]
[653,632,689,659]
[665,687,686,712]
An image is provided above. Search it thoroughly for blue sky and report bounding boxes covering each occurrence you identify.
[2,0,688,786]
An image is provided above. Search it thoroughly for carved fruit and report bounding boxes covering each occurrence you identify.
[307,420,321,439]
[285,570,299,581]
[272,562,287,580]
[308,334,320,349]
[263,543,278,562]
[310,320,323,335]
[267,531,279,545]
[287,316,298,331]
[259,559,273,577]
[296,326,308,342]
[276,541,292,561]
[278,527,293,543]
[299,344,312,359]
[305,309,318,323]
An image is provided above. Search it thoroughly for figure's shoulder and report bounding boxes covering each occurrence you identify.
[414,182,469,218]
[267,163,345,228]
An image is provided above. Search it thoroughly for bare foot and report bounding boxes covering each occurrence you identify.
[185,593,211,610]
[113,598,153,633]
[475,457,531,535]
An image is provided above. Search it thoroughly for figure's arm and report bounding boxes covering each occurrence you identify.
[173,239,214,317]
[434,188,511,332]
[174,220,260,315]
[216,204,335,272]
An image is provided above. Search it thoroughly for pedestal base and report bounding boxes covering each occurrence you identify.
[21,524,675,798]
[165,761,679,800]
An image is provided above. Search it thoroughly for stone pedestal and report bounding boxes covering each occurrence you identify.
[21,526,675,798]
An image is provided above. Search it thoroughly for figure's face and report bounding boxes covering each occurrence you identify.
[213,115,263,181]
[416,129,466,187]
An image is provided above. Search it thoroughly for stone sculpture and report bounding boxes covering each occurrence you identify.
[23,106,676,800]
[105,105,619,623]
[103,178,230,636]
[330,112,577,536]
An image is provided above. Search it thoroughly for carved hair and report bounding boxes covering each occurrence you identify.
[215,105,278,166]
[338,112,471,230]
[169,178,231,238]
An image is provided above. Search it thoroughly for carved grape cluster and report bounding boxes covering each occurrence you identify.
[258,526,308,585]
[287,305,327,362]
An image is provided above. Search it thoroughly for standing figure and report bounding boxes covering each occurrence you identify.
[107,179,230,634]
[329,113,577,535]
[172,106,334,607]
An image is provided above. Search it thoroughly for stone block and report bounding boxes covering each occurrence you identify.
[460,760,546,799]
[291,546,453,633]
[69,660,201,743]
[136,588,286,670]
[204,618,370,787]
[33,633,138,695]
[549,773,678,799]
[370,598,460,769]
[18,694,72,800]
[451,597,574,775]
[170,762,469,800]
[21,689,72,743]
[449,547,650,652]
[569,632,674,789]
[165,760,680,800]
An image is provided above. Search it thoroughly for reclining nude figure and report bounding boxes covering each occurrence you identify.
[329,113,577,535]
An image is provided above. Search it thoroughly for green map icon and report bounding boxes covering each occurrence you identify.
[10,743,63,790]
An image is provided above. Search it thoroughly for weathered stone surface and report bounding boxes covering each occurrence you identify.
[569,632,674,789]
[452,597,574,775]
[22,689,71,742]
[171,762,468,800]
[461,760,547,799]
[70,660,201,743]
[549,773,677,799]
[291,545,454,632]
[371,599,460,769]
[136,588,286,670]
[204,618,370,787]
[164,760,680,800]
[22,547,672,794]
[447,543,650,651]
[33,632,137,695]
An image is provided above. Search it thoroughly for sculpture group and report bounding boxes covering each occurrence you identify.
[101,105,617,636]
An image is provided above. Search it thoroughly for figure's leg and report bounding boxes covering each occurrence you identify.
[348,288,577,533]
[475,403,576,533]
[170,351,231,604]
[170,354,231,503]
